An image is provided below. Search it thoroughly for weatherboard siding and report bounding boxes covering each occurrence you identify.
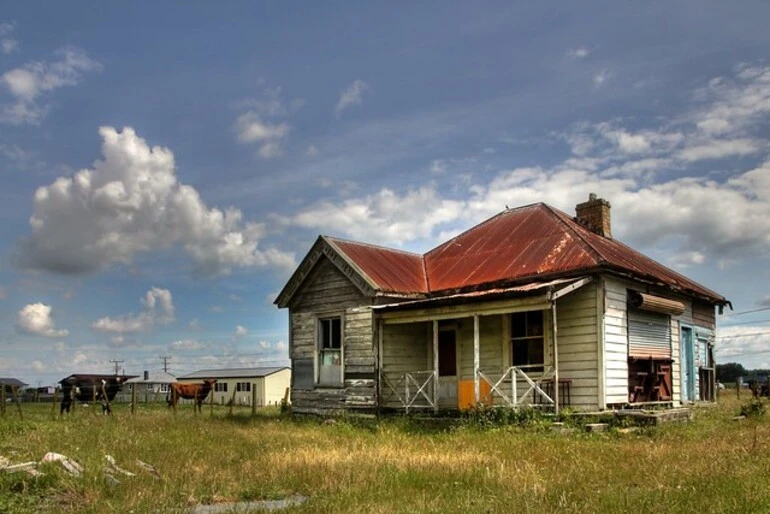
[289,256,374,414]
[458,315,504,380]
[603,277,629,406]
[556,281,599,409]
[381,322,431,408]
[343,307,376,409]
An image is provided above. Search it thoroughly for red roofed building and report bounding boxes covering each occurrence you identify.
[275,195,729,415]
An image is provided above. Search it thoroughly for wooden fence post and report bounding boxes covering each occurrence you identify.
[251,386,257,416]
[11,386,23,420]
[229,388,236,416]
[92,386,98,417]
[52,389,58,418]
[0,385,6,417]
[101,383,112,415]
[131,385,137,414]
[210,387,214,417]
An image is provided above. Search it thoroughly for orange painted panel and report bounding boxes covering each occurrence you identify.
[457,380,492,409]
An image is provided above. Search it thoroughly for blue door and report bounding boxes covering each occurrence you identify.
[680,326,695,402]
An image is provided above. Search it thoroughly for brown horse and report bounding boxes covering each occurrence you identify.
[167,379,216,412]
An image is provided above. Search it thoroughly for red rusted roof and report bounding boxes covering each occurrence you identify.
[327,237,428,294]
[315,203,725,303]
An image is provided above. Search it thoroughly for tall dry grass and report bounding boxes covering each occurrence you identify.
[0,394,768,513]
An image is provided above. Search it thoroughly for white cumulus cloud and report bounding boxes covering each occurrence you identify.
[16,303,69,338]
[567,47,591,59]
[234,83,299,159]
[234,112,290,158]
[1,46,101,124]
[170,339,203,351]
[335,79,369,118]
[233,325,248,339]
[91,287,174,334]
[287,185,464,246]
[0,21,18,55]
[19,127,295,276]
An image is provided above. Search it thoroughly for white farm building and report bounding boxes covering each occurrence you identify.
[177,367,291,407]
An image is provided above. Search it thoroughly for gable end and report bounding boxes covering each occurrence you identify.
[275,237,377,308]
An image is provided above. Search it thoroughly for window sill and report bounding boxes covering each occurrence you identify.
[315,384,345,389]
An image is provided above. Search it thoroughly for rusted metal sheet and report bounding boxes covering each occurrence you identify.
[328,203,725,303]
[329,238,428,294]
[426,206,596,292]
[629,291,686,315]
[371,277,581,311]
[548,208,724,301]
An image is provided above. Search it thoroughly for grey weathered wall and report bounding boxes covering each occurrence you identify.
[289,257,374,415]
[381,322,430,408]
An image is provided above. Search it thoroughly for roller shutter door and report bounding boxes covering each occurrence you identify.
[628,309,671,359]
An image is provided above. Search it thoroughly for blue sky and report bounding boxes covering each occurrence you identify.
[2,2,770,386]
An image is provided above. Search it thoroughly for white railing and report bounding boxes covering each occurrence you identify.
[478,365,555,409]
[381,370,437,413]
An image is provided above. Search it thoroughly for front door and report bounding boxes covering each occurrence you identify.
[680,326,695,402]
[437,329,458,408]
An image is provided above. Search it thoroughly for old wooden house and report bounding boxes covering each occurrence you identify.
[275,195,729,415]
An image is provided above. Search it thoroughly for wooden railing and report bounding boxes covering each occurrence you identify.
[381,370,437,413]
[478,365,555,408]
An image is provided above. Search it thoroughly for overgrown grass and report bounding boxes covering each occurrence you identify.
[0,395,767,513]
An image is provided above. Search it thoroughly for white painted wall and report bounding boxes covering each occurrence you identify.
[556,281,599,409]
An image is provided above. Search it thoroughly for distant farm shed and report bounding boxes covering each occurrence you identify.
[177,367,290,407]
[0,378,27,396]
[118,371,177,403]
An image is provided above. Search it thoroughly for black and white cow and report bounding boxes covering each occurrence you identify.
[59,375,126,415]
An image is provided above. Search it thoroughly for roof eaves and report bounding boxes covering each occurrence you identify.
[274,236,326,308]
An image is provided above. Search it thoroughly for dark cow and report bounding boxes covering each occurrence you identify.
[59,375,128,415]
[167,379,216,412]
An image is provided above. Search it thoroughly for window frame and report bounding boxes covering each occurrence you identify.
[316,315,344,386]
[510,310,546,371]
[236,382,251,392]
[214,382,228,393]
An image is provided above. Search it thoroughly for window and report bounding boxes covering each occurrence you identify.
[511,311,545,370]
[215,382,228,393]
[318,317,342,385]
[159,384,169,393]
[146,384,154,391]
[236,382,251,392]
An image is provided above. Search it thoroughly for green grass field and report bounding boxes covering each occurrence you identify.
[0,394,768,513]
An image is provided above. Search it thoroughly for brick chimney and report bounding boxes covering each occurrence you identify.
[575,193,612,238]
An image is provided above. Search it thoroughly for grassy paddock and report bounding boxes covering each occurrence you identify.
[0,395,768,513]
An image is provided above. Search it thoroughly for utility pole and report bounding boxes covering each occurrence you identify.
[160,355,171,373]
[109,360,124,376]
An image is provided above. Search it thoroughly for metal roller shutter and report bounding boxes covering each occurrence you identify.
[628,309,671,359]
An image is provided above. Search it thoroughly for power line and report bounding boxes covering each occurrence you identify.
[109,359,124,375]
[716,331,770,340]
[716,349,770,358]
[722,306,770,318]
[721,318,770,327]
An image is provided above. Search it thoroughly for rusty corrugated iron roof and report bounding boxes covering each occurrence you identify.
[327,237,428,294]
[326,203,725,303]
